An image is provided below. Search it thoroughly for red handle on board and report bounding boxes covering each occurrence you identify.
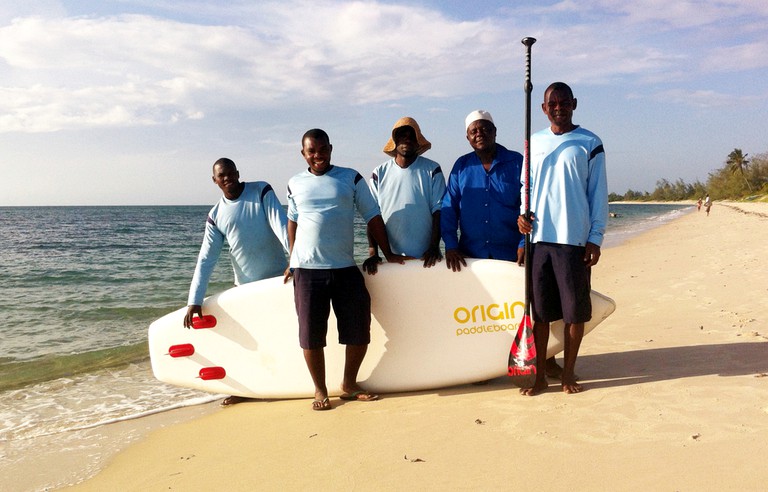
[191,315,217,329]
[167,344,195,358]
[199,366,226,380]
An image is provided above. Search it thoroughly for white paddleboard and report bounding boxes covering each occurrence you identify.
[148,259,615,398]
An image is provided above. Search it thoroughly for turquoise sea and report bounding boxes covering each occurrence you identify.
[0,203,692,489]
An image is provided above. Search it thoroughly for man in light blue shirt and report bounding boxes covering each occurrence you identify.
[518,82,608,396]
[185,158,289,327]
[285,129,402,411]
[184,158,290,406]
[366,117,445,271]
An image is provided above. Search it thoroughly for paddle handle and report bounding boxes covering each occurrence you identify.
[522,37,536,315]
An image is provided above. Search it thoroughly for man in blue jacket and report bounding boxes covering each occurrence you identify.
[442,110,563,379]
[441,110,525,270]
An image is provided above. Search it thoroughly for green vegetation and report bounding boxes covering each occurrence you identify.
[610,149,768,202]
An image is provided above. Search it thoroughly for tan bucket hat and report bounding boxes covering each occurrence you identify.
[382,116,432,157]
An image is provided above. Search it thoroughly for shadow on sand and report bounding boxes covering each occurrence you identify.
[415,341,768,398]
[577,341,768,390]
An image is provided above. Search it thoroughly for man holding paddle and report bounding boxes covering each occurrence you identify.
[517,82,608,395]
[442,109,565,380]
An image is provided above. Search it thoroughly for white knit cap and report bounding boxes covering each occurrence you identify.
[465,110,494,130]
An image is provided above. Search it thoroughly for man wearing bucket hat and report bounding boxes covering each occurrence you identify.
[363,117,446,273]
[442,110,566,381]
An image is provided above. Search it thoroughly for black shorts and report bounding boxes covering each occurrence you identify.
[293,266,371,350]
[530,242,592,324]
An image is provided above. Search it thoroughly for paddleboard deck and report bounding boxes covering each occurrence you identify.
[148,259,615,398]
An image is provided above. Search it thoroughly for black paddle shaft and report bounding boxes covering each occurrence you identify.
[522,37,536,316]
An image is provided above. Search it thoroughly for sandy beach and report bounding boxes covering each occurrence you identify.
[70,201,768,491]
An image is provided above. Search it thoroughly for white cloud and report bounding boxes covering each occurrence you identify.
[0,0,766,133]
[587,0,768,28]
[0,0,66,23]
[646,88,763,109]
[704,42,768,72]
[0,4,518,132]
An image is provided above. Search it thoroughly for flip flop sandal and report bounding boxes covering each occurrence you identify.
[312,397,332,411]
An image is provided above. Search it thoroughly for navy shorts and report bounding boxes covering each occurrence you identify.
[293,266,371,350]
[530,242,592,324]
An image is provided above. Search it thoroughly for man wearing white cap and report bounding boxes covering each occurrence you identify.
[364,117,446,273]
[442,110,566,381]
[441,110,525,270]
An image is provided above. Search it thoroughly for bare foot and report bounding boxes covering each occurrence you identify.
[519,379,548,396]
[545,357,563,379]
[545,358,580,381]
[562,380,583,394]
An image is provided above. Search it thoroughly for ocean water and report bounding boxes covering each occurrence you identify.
[602,202,693,248]
[0,203,691,489]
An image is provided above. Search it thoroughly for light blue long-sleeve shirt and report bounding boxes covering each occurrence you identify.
[187,182,289,306]
[287,165,380,269]
[524,126,608,247]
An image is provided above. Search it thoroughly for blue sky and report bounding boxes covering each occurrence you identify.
[1,0,766,205]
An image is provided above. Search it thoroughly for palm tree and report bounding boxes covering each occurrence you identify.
[726,148,753,192]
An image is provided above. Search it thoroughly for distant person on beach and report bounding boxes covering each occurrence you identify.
[704,194,712,216]
[697,197,702,211]
[284,128,403,411]
[363,117,446,273]
[441,110,564,379]
[517,82,608,396]
[184,157,290,406]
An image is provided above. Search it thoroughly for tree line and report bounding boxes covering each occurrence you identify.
[609,149,768,202]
